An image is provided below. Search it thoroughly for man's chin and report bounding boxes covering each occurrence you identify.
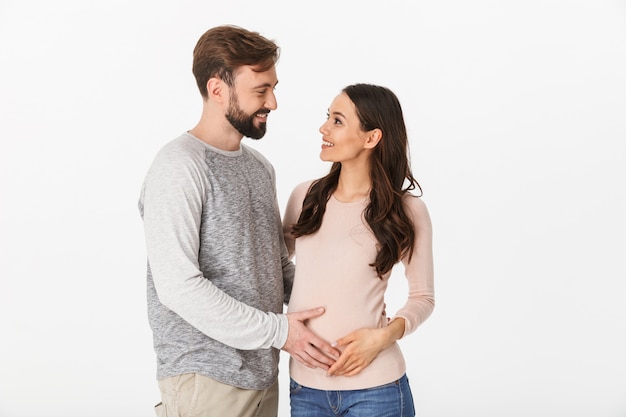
[246,125,267,140]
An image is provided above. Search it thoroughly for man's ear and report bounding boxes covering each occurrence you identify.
[207,77,226,103]
[364,128,382,149]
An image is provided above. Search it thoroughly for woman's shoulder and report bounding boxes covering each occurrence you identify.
[402,193,431,224]
[291,179,316,198]
[285,179,316,210]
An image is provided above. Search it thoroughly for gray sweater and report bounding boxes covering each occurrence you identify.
[138,133,294,390]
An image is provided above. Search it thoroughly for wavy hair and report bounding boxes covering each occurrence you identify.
[292,84,422,278]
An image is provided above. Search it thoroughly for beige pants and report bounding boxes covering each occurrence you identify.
[154,373,278,417]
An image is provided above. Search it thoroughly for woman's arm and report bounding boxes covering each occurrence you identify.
[326,318,406,377]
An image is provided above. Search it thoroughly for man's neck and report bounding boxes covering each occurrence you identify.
[189,117,243,152]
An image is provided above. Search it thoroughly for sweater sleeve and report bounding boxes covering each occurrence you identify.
[391,195,435,337]
[141,146,288,350]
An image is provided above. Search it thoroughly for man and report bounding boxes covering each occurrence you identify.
[138,25,338,417]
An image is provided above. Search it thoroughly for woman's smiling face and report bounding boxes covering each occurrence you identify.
[318,92,372,164]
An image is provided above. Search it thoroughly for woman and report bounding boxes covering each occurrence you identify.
[283,83,435,417]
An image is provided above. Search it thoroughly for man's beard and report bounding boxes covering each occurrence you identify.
[225,92,268,140]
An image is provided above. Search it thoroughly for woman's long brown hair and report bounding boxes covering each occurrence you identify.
[291,84,422,278]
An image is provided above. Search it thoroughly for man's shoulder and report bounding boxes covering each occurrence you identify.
[242,144,274,175]
[242,143,270,162]
[151,133,205,164]
[158,132,203,154]
[143,134,209,183]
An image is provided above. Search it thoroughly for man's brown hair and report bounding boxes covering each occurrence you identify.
[192,25,280,99]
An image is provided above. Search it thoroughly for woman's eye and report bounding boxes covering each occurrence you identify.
[325,112,342,125]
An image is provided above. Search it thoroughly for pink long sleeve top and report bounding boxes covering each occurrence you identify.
[283,180,435,390]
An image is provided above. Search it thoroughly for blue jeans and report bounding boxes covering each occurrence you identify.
[289,374,415,417]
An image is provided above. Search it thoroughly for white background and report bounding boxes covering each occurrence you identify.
[1,1,625,416]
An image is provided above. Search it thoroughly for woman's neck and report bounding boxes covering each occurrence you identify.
[334,164,371,203]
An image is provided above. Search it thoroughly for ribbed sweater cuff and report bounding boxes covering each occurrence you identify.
[271,314,289,349]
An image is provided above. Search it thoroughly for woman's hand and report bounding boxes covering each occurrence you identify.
[326,318,405,377]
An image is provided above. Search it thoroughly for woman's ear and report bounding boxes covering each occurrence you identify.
[364,128,382,149]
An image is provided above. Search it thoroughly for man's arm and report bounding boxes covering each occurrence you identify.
[142,144,340,364]
[141,146,286,349]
